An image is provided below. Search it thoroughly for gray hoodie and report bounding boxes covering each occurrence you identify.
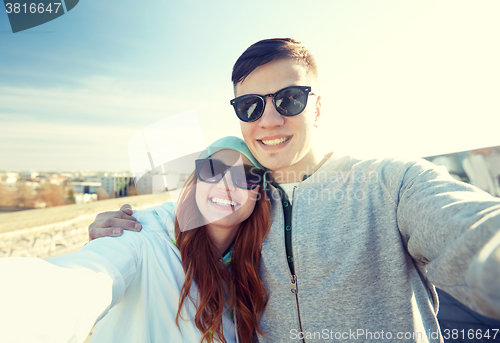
[256,154,500,343]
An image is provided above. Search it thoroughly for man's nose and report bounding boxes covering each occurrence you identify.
[259,97,284,128]
[217,171,236,191]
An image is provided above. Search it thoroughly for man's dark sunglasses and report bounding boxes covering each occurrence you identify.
[195,159,265,190]
[230,85,313,123]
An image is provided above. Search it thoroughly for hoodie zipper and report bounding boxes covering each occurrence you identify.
[274,182,305,342]
[290,186,305,342]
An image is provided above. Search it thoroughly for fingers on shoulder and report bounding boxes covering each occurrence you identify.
[120,204,133,215]
[89,227,123,240]
[95,210,138,222]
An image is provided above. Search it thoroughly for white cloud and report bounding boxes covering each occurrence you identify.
[0,76,240,171]
[0,121,135,171]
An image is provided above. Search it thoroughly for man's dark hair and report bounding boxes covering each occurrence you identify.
[232,38,318,86]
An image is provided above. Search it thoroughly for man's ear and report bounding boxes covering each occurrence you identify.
[314,95,321,127]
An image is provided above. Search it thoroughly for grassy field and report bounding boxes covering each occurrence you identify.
[0,193,176,235]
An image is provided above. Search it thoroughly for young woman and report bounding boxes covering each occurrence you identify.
[0,136,271,343]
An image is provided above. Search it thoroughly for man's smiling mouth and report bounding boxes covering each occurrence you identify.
[260,137,290,146]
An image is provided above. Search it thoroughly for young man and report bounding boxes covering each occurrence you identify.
[90,38,500,342]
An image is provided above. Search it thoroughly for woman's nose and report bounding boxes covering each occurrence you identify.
[217,171,236,191]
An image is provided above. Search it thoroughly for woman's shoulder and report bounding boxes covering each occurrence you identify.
[132,202,178,246]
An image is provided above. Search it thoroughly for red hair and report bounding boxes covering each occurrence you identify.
[175,172,271,343]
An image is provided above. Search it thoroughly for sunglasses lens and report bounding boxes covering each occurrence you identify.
[197,160,225,183]
[275,87,308,116]
[196,159,262,190]
[244,167,263,189]
[231,166,262,189]
[230,165,248,189]
[234,96,264,122]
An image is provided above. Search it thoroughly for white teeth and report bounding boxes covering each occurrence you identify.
[211,197,237,206]
[261,137,289,146]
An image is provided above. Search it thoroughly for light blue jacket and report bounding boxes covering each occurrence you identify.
[85,203,237,342]
[0,203,237,343]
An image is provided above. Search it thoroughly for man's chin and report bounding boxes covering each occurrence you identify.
[259,157,291,173]
[251,145,292,171]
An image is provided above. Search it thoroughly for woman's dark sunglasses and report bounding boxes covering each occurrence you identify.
[195,159,264,190]
[230,85,313,122]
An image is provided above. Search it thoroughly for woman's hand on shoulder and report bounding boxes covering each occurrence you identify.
[88,204,142,240]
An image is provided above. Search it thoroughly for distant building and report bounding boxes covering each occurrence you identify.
[18,172,32,180]
[60,172,77,181]
[101,173,134,198]
[425,145,500,197]
[70,181,102,204]
[5,172,19,185]
[71,181,102,194]
[73,193,98,204]
[49,177,67,186]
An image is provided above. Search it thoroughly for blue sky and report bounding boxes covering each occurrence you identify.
[1,0,499,171]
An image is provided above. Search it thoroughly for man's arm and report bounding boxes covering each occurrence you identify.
[394,159,500,319]
[464,230,500,319]
[88,204,142,240]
